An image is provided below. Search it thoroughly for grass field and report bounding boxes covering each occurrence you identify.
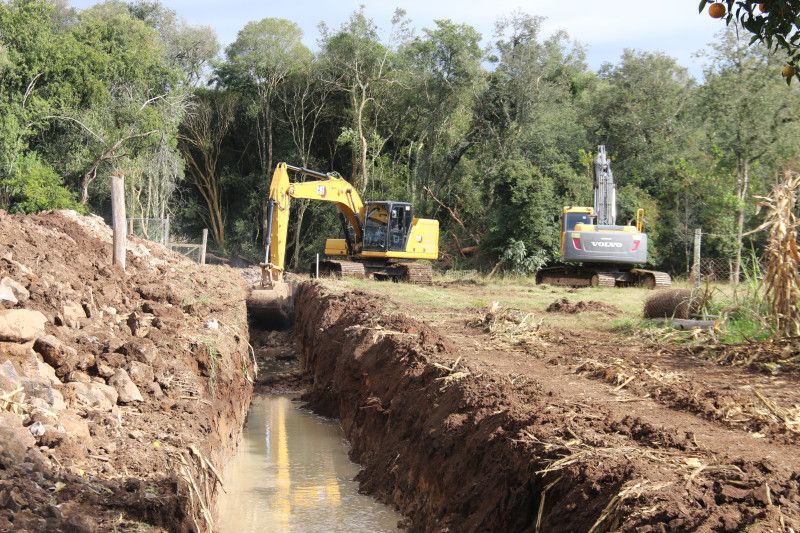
[343,275,667,332]
[341,274,771,341]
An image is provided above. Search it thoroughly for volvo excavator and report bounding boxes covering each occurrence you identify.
[536,146,671,289]
[248,163,439,325]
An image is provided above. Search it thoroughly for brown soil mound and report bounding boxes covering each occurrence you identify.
[546,297,622,315]
[0,210,252,531]
[295,281,800,532]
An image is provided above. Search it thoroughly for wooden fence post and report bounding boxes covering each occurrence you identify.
[110,173,126,271]
[692,228,702,289]
[200,229,208,265]
[163,215,171,250]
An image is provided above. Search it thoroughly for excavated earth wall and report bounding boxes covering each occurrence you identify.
[0,210,253,532]
[295,281,800,532]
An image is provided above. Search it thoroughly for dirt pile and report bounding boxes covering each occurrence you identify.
[0,210,252,532]
[546,297,621,315]
[295,281,800,532]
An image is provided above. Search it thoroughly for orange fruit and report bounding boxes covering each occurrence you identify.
[709,2,726,18]
[783,65,796,78]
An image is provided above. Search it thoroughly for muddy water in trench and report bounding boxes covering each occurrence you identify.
[218,395,403,532]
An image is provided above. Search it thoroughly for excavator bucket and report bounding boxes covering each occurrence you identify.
[246,281,294,329]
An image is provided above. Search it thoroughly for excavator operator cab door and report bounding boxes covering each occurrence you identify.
[362,201,413,253]
[560,211,593,257]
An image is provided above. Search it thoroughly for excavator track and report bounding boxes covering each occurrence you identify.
[537,266,671,289]
[314,259,433,284]
[536,266,593,287]
[631,269,672,289]
[591,273,617,288]
[394,262,433,284]
[372,261,433,284]
[317,259,367,279]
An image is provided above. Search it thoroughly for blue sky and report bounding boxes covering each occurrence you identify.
[69,0,724,78]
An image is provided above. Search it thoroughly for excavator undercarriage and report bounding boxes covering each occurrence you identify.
[315,259,434,284]
[536,266,671,289]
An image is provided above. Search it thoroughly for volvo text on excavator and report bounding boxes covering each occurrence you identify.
[248,163,439,325]
[535,146,671,289]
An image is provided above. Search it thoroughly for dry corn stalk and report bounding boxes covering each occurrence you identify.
[0,387,25,415]
[173,444,225,532]
[751,171,800,336]
[470,302,542,340]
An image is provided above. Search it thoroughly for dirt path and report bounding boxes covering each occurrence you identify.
[295,281,800,532]
[435,309,800,444]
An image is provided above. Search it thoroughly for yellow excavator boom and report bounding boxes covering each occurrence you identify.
[264,162,365,284]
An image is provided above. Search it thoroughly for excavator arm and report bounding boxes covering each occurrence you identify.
[263,162,365,286]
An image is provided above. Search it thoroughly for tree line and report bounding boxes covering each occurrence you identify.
[1,0,799,278]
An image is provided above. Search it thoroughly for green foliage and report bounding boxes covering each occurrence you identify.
[3,153,81,213]
[483,157,559,264]
[500,239,549,275]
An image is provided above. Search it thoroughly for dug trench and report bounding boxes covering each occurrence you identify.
[285,281,800,532]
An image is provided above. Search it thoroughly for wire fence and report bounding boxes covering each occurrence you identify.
[128,217,169,245]
[684,227,771,284]
[127,216,208,265]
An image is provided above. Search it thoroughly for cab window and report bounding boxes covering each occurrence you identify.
[363,204,389,251]
[388,204,412,251]
[564,213,592,231]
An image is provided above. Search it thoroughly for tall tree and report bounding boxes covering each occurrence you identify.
[218,18,310,177]
[319,8,399,191]
[178,91,237,251]
[278,57,333,269]
[217,18,310,248]
[699,28,799,282]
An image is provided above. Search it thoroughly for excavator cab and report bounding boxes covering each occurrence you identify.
[362,201,413,252]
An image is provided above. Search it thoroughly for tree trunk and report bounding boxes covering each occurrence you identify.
[732,157,749,285]
[80,171,93,205]
[357,93,369,192]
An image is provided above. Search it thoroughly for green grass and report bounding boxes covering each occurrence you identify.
[342,275,656,332]
[342,275,778,341]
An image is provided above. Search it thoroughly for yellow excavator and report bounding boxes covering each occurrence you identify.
[248,163,439,325]
[536,146,671,289]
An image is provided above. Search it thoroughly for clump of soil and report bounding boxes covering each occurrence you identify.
[468,302,543,342]
[0,210,252,531]
[546,297,621,316]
